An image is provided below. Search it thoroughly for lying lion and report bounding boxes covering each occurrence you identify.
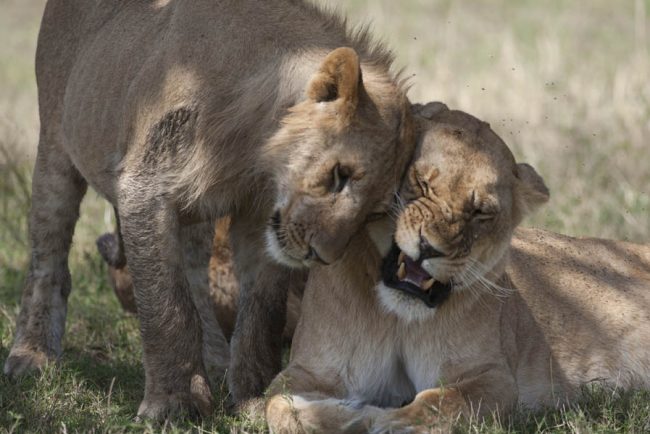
[264,106,650,433]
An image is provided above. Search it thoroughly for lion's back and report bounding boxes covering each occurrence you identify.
[508,227,650,391]
[36,0,355,203]
[510,227,650,312]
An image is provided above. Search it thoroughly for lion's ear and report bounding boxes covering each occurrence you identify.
[515,163,550,216]
[307,47,362,114]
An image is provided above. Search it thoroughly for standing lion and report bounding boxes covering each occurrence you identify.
[4,0,416,419]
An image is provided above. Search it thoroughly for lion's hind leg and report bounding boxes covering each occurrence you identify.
[4,140,87,376]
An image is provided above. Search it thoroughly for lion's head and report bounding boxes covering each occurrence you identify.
[376,103,549,321]
[263,47,415,267]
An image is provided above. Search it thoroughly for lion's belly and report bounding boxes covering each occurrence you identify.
[510,228,650,404]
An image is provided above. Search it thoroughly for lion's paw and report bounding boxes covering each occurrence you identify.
[266,395,298,433]
[135,394,201,422]
[136,374,213,421]
[368,418,419,434]
[346,409,427,434]
[3,346,51,377]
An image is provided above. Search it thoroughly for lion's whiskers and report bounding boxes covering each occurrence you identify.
[387,192,406,222]
[457,258,514,299]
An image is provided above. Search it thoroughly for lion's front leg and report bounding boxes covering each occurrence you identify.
[181,221,230,385]
[119,183,212,420]
[229,262,291,404]
[227,216,292,405]
[265,364,373,434]
[365,370,517,433]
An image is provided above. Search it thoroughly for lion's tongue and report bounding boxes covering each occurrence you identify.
[397,254,435,291]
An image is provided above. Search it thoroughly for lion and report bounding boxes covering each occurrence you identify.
[264,104,650,433]
[4,0,416,419]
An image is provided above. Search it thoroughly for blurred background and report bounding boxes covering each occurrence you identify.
[1,0,648,257]
[0,0,648,431]
[338,0,650,242]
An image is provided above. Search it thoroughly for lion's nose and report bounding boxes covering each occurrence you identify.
[308,228,350,265]
[419,236,446,260]
[305,245,329,265]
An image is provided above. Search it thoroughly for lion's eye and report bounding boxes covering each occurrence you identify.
[408,168,430,197]
[472,209,496,222]
[418,179,430,195]
[331,164,350,193]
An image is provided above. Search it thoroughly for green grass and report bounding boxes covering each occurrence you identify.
[456,386,650,434]
[1,0,649,432]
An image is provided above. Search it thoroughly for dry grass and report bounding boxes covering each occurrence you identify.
[331,0,650,242]
[1,0,649,432]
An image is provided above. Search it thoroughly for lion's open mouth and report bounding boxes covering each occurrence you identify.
[381,243,453,308]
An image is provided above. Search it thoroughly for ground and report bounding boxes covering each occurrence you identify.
[1,0,649,432]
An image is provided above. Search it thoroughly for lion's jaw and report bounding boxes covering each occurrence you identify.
[376,107,549,322]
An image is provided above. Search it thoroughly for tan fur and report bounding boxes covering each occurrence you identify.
[265,107,650,433]
[4,0,417,419]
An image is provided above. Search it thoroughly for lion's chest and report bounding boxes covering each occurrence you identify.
[342,324,443,408]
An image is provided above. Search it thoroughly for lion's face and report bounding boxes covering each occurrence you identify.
[377,107,549,321]
[264,48,414,267]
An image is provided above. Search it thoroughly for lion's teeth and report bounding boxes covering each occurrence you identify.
[397,262,406,280]
[421,278,434,291]
[398,251,405,264]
